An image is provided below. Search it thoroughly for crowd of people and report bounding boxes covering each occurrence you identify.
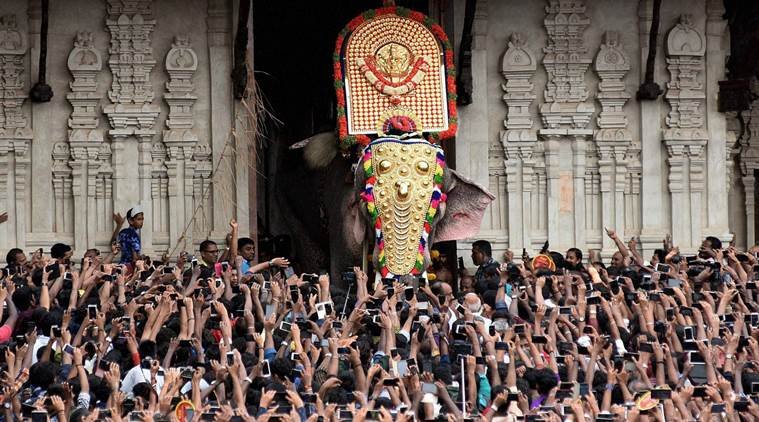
[0,206,755,422]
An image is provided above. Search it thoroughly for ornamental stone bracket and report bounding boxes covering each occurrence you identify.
[664,14,706,130]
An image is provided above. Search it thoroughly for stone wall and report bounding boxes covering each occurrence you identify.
[453,0,738,265]
[0,0,251,258]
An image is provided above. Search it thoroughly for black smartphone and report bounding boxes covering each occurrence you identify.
[680,307,694,317]
[711,403,726,413]
[51,325,61,338]
[651,388,671,400]
[31,411,47,422]
[221,261,230,272]
[162,266,174,275]
[226,352,234,366]
[383,378,399,386]
[404,286,415,301]
[261,360,271,377]
[88,305,97,320]
[578,383,589,396]
[638,342,654,353]
[532,335,548,344]
[495,342,509,351]
[458,257,465,269]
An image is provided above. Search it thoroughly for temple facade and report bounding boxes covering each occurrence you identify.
[0,0,254,258]
[451,0,755,263]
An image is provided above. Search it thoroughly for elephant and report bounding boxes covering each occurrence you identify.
[280,131,494,287]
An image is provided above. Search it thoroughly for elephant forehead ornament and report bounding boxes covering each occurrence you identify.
[334,4,491,279]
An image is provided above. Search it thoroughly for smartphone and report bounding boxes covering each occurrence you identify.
[162,266,174,274]
[418,276,427,287]
[226,352,235,366]
[638,342,654,353]
[458,257,465,269]
[515,324,526,334]
[495,342,509,351]
[422,383,437,394]
[63,344,75,355]
[284,267,295,279]
[532,335,548,344]
[51,325,61,338]
[656,263,670,273]
[279,321,292,332]
[559,306,572,315]
[31,410,47,422]
[88,305,98,320]
[711,403,726,413]
[578,383,589,396]
[261,360,271,377]
[651,388,671,399]
[404,286,415,301]
[383,378,400,386]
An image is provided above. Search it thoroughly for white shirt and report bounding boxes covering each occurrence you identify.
[32,335,52,364]
[120,364,165,394]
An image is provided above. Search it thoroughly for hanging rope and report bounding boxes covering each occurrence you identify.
[30,0,53,102]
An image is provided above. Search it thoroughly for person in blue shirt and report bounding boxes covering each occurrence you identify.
[113,206,144,267]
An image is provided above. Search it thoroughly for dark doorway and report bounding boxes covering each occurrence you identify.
[253,0,430,275]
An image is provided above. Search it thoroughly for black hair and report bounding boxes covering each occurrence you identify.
[472,240,492,257]
[138,340,158,360]
[705,236,723,250]
[238,237,255,250]
[29,362,58,389]
[12,286,34,311]
[50,243,72,260]
[199,240,217,253]
[567,247,583,263]
[5,248,23,266]
[270,357,293,381]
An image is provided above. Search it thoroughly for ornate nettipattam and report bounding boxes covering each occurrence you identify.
[336,4,457,279]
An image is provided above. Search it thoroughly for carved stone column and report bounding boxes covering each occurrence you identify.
[501,32,537,251]
[663,15,707,251]
[594,31,632,256]
[63,31,104,251]
[104,0,160,254]
[539,0,595,250]
[0,14,31,250]
[163,35,199,250]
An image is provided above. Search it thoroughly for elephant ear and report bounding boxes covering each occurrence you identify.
[434,169,495,243]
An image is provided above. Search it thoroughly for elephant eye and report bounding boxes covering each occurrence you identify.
[416,160,430,174]
[378,160,392,173]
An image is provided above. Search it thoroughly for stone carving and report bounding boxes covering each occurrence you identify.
[666,14,705,57]
[67,32,103,139]
[663,14,708,248]
[501,32,537,134]
[540,0,595,129]
[0,14,30,140]
[164,35,199,143]
[594,31,632,131]
[103,0,160,133]
[0,15,26,55]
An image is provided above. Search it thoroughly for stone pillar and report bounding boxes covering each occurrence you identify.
[539,0,595,251]
[500,32,537,252]
[63,31,104,251]
[593,30,632,256]
[662,14,708,252]
[637,0,667,254]
[163,35,199,250]
[704,0,731,242]
[207,0,234,240]
[743,171,757,247]
[103,0,160,255]
[0,14,31,251]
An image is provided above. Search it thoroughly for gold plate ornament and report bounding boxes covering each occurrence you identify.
[370,140,438,275]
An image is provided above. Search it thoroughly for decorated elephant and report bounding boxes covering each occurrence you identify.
[287,3,494,285]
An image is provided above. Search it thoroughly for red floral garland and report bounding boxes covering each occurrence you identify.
[333,6,458,151]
